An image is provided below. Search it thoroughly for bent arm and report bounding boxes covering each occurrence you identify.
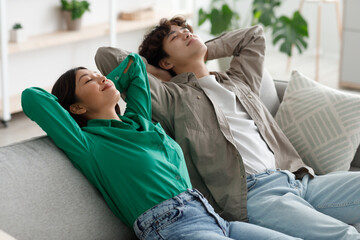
[205,26,265,96]
[95,47,175,136]
[107,53,152,121]
[147,64,172,82]
[21,87,89,166]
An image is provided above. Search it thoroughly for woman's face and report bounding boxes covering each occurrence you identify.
[74,69,120,115]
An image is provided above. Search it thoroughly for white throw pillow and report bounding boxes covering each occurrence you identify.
[260,68,280,116]
[275,70,360,174]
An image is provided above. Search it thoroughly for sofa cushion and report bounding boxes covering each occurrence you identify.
[275,70,360,174]
[260,68,281,116]
[352,145,360,168]
[0,137,136,240]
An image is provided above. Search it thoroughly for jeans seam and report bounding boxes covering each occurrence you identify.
[139,225,153,240]
[197,196,227,235]
[316,199,360,209]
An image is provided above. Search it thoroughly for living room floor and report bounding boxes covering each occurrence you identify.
[1,50,359,147]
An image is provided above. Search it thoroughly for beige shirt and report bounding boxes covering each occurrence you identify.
[197,74,276,175]
[95,25,312,222]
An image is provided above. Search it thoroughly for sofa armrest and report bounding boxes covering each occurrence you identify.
[273,79,360,170]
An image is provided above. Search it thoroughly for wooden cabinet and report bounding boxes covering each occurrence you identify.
[339,0,360,89]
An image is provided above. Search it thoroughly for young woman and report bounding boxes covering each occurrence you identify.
[21,53,299,240]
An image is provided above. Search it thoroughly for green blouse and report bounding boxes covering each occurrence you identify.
[21,53,192,227]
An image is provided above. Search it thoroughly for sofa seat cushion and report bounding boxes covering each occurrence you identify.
[0,137,136,240]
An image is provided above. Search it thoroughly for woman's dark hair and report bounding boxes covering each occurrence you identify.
[51,67,120,128]
[138,16,193,76]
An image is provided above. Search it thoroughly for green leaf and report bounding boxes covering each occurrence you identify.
[209,4,234,35]
[271,11,309,56]
[197,1,240,36]
[60,0,90,20]
[198,8,208,27]
[61,0,71,11]
[12,23,22,29]
[252,0,281,27]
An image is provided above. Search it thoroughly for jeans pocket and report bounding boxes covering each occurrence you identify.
[150,207,183,239]
[247,178,258,191]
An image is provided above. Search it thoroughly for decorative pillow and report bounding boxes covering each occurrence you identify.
[275,70,360,174]
[260,68,280,116]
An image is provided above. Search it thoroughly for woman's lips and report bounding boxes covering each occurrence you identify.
[102,82,113,91]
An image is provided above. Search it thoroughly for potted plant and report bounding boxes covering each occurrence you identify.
[9,23,27,43]
[198,0,240,36]
[198,0,309,58]
[60,0,90,31]
[251,0,308,57]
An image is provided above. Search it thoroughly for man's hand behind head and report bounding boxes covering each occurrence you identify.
[147,64,172,82]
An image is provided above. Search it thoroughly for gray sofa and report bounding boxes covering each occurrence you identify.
[0,79,359,240]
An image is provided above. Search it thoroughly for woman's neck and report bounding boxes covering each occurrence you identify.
[86,108,121,121]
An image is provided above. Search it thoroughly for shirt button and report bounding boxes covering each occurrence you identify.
[248,94,252,99]
[115,76,120,80]
[176,175,181,180]
[197,96,201,100]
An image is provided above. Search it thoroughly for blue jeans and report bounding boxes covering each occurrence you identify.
[133,188,299,240]
[247,169,360,240]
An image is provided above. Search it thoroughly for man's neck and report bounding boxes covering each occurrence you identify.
[175,60,209,79]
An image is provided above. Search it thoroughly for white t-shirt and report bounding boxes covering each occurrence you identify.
[198,75,275,175]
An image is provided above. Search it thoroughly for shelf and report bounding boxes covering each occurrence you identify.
[8,10,192,55]
[9,23,108,54]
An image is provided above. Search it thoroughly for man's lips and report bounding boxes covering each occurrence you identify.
[187,39,194,46]
[102,82,113,91]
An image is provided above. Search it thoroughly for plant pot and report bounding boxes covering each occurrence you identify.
[63,11,82,31]
[9,29,27,43]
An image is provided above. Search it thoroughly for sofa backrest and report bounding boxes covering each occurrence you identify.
[0,137,137,240]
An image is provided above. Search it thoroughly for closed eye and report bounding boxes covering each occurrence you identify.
[85,79,92,84]
[171,36,177,41]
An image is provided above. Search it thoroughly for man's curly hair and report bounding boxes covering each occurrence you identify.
[138,16,193,74]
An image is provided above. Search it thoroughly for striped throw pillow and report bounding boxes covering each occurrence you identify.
[275,70,360,174]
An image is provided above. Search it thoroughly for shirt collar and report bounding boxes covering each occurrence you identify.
[169,72,197,84]
[169,72,221,84]
[86,115,140,130]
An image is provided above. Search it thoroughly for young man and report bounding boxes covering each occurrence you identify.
[95,16,360,239]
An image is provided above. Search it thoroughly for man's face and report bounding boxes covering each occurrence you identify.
[161,25,207,69]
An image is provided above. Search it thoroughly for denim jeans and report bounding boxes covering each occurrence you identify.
[247,169,360,240]
[133,188,300,240]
